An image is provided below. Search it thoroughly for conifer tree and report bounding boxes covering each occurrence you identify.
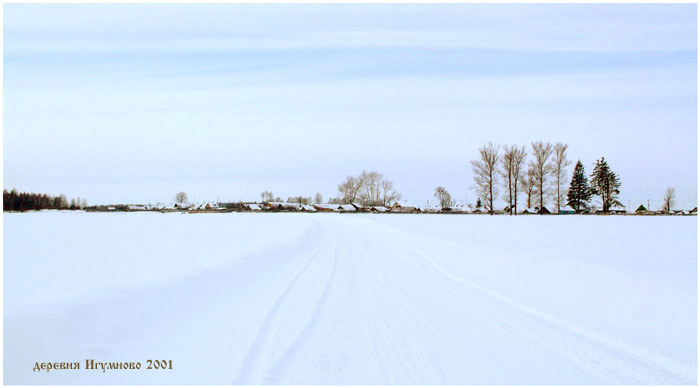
[567,160,592,212]
[590,157,622,213]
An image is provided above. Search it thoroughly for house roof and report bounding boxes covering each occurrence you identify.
[313,203,339,211]
[338,204,356,211]
[267,202,298,209]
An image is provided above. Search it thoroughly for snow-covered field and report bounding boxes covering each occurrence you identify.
[4,211,697,384]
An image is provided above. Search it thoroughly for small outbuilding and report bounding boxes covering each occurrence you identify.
[246,204,262,211]
[559,206,575,214]
[265,202,298,211]
[350,203,367,212]
[313,204,339,212]
[389,202,420,213]
[608,207,627,215]
[338,204,356,212]
[536,206,551,215]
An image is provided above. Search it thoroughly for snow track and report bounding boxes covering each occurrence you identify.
[4,212,696,384]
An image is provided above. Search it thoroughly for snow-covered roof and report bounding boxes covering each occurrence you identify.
[300,205,317,211]
[521,208,537,213]
[313,204,339,211]
[267,202,298,209]
[370,206,387,212]
[338,204,356,212]
[246,204,261,211]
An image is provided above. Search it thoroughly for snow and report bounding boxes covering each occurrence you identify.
[4,212,696,384]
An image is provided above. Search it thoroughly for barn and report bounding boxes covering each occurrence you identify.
[338,204,357,212]
[389,202,420,213]
[313,204,339,212]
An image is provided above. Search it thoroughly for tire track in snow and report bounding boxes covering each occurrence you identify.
[376,228,695,384]
[353,244,418,384]
[356,241,480,383]
[264,240,340,380]
[233,226,334,384]
[354,242,449,384]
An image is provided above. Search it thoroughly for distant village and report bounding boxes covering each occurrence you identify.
[4,140,697,216]
[84,200,697,216]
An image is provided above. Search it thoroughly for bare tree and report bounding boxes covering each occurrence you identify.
[287,196,311,205]
[551,143,572,213]
[530,141,554,210]
[380,178,401,206]
[501,147,515,214]
[338,171,400,206]
[471,142,500,214]
[175,192,188,203]
[501,145,527,214]
[58,194,68,209]
[314,193,323,204]
[434,186,452,208]
[260,191,275,203]
[511,146,527,215]
[519,165,536,209]
[338,175,363,203]
[359,170,382,205]
[662,187,676,213]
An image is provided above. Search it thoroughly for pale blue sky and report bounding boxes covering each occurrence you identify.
[4,4,697,209]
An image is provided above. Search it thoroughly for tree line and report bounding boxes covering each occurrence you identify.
[465,141,622,214]
[3,189,87,211]
[248,171,403,208]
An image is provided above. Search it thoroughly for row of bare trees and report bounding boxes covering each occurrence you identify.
[335,171,401,207]
[472,141,572,214]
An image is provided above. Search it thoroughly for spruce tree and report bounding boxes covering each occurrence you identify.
[567,160,592,212]
[590,157,622,213]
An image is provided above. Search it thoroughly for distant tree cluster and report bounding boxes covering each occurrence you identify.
[471,141,623,214]
[433,186,453,208]
[287,195,312,205]
[260,191,282,203]
[336,170,401,206]
[3,189,86,211]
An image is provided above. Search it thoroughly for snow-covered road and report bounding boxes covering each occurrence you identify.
[4,212,697,384]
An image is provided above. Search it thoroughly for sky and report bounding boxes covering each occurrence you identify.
[3,4,697,209]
